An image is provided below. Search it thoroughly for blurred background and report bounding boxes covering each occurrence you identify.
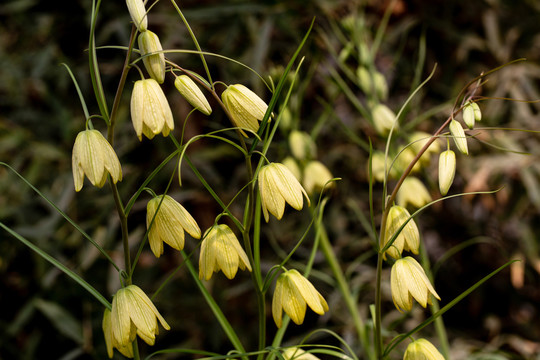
[1,0,540,359]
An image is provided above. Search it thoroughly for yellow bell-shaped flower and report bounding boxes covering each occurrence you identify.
[146,194,201,258]
[397,177,431,209]
[404,338,445,360]
[102,308,134,358]
[199,224,252,280]
[272,269,328,328]
[258,163,310,222]
[302,160,334,196]
[282,347,321,360]
[221,84,268,135]
[372,103,398,136]
[72,129,122,192]
[125,0,147,32]
[391,257,440,312]
[130,78,174,141]
[382,205,420,260]
[110,285,170,348]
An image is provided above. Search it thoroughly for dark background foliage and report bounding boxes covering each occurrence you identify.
[1,0,540,359]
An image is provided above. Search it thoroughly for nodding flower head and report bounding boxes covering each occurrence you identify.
[221,84,268,136]
[72,129,122,192]
[272,269,328,328]
[258,162,310,222]
[125,0,147,32]
[110,285,170,350]
[404,338,445,360]
[382,205,420,260]
[199,224,252,280]
[130,78,174,141]
[391,257,441,313]
[146,195,201,258]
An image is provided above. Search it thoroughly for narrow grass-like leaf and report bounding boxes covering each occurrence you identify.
[1,222,111,309]
[60,63,90,121]
[0,162,119,271]
[383,259,517,356]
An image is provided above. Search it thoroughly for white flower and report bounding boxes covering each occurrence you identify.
[138,30,165,84]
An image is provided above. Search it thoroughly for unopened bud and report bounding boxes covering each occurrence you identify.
[449,119,468,155]
[126,0,147,32]
[372,104,398,136]
[174,75,212,115]
[138,30,165,84]
[438,150,456,196]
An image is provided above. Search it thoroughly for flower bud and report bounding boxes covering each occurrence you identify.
[409,131,441,166]
[449,119,468,155]
[221,84,268,136]
[130,78,174,140]
[471,101,482,121]
[289,130,316,161]
[438,150,456,196]
[138,30,165,84]
[372,104,398,136]
[174,75,212,115]
[462,104,474,130]
[397,177,431,209]
[126,0,147,32]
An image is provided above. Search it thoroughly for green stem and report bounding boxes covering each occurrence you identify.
[180,251,247,357]
[108,25,137,144]
[110,181,131,284]
[318,217,375,360]
[374,253,384,359]
[419,243,450,358]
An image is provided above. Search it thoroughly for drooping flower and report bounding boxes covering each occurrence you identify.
[72,129,122,192]
[138,30,165,84]
[258,162,310,222]
[146,194,201,258]
[449,119,468,155]
[409,131,441,167]
[272,269,329,328]
[462,101,482,130]
[372,103,398,136]
[302,160,334,195]
[397,177,431,209]
[199,224,252,280]
[110,285,170,349]
[130,78,174,141]
[289,130,317,161]
[221,84,268,135]
[438,150,456,196]
[391,257,441,312]
[174,74,212,115]
[102,308,134,358]
[125,0,147,32]
[282,347,321,360]
[404,338,445,360]
[281,156,302,181]
[382,205,420,260]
